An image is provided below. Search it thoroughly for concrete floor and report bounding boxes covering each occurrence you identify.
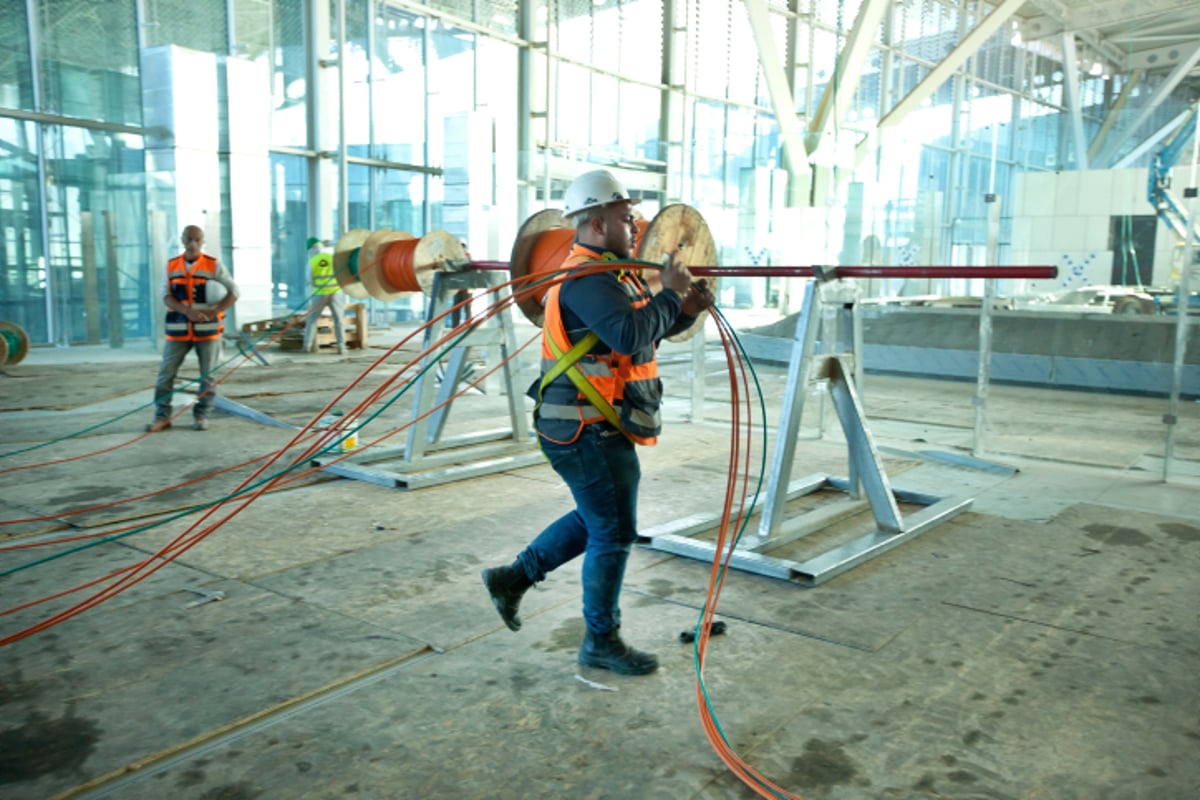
[1,318,1198,800]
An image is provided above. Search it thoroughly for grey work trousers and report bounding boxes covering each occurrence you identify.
[303,292,346,352]
[153,338,219,420]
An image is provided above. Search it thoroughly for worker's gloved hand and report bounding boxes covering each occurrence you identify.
[681,278,715,317]
[661,251,695,296]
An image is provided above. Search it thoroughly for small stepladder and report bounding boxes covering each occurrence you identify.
[312,268,543,489]
[641,267,973,586]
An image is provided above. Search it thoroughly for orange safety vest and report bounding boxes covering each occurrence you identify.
[536,245,662,445]
[164,254,225,342]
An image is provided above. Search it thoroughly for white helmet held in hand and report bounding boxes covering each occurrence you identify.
[562,169,641,218]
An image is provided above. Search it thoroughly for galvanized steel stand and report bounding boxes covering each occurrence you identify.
[642,268,973,586]
[313,269,542,489]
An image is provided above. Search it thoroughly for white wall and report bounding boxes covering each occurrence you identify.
[1010,168,1186,296]
[221,56,273,326]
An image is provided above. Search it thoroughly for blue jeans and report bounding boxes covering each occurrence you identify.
[516,424,641,636]
[153,338,219,419]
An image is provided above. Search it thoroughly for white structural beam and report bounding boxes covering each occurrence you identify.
[516,0,537,223]
[806,0,890,154]
[1060,32,1090,170]
[1021,0,1127,67]
[1126,41,1200,72]
[1112,106,1195,168]
[1095,41,1200,166]
[1020,0,1199,41]
[876,0,1026,132]
[743,0,811,194]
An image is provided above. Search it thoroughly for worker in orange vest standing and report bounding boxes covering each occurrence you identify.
[480,169,713,675]
[146,225,239,432]
[302,237,346,354]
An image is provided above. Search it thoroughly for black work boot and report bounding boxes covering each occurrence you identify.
[578,628,659,675]
[481,564,532,632]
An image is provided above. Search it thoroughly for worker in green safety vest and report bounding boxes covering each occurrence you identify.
[302,237,346,354]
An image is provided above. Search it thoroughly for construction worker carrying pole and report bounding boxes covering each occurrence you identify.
[481,169,714,675]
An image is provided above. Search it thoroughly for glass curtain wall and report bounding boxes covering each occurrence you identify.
[0,0,153,347]
[270,152,309,311]
[257,0,520,315]
[0,118,45,339]
[41,126,150,344]
[3,0,1196,346]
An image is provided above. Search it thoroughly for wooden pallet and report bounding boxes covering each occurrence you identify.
[242,303,367,351]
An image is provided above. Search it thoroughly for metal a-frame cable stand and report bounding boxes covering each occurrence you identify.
[312,269,543,489]
[641,269,973,586]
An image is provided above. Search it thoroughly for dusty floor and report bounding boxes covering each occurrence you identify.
[1,317,1198,800]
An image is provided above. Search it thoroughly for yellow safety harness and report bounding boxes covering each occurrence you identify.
[536,330,632,441]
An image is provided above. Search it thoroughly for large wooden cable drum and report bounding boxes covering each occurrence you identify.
[510,212,659,327]
[509,209,570,326]
[638,204,718,342]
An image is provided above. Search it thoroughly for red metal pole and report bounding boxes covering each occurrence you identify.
[469,260,1058,280]
[688,265,1058,279]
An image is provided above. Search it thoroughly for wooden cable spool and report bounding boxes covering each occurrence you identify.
[358,229,417,301]
[637,204,718,342]
[509,212,658,327]
[402,230,467,295]
[0,321,30,366]
[336,229,468,301]
[333,229,373,299]
[509,209,571,326]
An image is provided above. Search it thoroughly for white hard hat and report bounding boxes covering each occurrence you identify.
[562,169,640,218]
[204,280,227,305]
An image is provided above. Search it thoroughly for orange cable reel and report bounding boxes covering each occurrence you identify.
[351,229,469,301]
[508,202,715,331]
[509,208,571,327]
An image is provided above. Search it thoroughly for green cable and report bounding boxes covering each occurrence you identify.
[688,306,782,797]
[1127,216,1142,290]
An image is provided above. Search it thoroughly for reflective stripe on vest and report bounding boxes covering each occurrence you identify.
[165,254,224,342]
[536,245,662,445]
[311,253,339,295]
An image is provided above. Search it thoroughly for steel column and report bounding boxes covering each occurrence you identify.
[1163,125,1199,481]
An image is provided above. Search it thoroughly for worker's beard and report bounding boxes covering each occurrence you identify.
[603,224,634,260]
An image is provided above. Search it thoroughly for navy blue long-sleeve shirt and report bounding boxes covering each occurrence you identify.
[557,269,694,352]
[531,245,698,440]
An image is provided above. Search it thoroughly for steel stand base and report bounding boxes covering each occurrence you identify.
[312,270,539,489]
[641,276,973,586]
[640,474,971,586]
